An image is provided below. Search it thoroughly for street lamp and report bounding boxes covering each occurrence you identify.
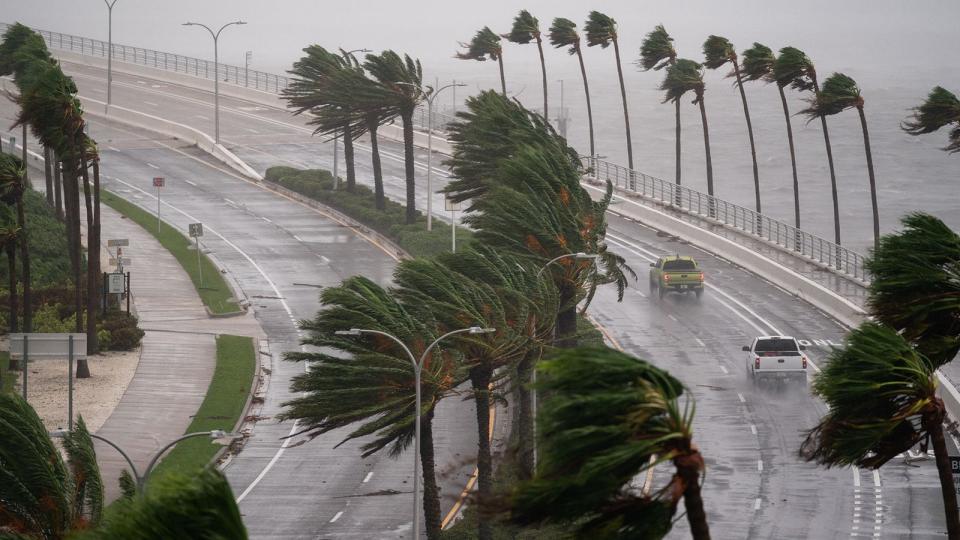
[536,252,600,278]
[332,48,372,188]
[335,325,494,540]
[51,429,241,494]
[103,0,119,108]
[182,20,247,145]
[397,81,465,231]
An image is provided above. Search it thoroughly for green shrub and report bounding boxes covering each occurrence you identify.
[32,303,76,333]
[98,310,144,351]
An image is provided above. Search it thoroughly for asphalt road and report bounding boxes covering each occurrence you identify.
[13,59,952,539]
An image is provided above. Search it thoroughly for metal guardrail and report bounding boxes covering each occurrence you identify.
[9,22,869,283]
[588,157,869,282]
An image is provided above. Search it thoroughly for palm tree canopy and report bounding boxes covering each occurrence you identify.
[800,322,939,469]
[547,18,580,55]
[282,45,351,116]
[659,58,705,105]
[799,72,864,120]
[0,153,26,205]
[771,46,815,91]
[76,469,247,540]
[583,11,617,48]
[456,26,502,61]
[279,276,463,457]
[866,212,960,366]
[0,23,44,77]
[740,42,774,82]
[702,35,736,70]
[12,63,84,161]
[363,50,424,116]
[505,10,540,44]
[903,86,960,153]
[638,24,676,71]
[509,347,685,537]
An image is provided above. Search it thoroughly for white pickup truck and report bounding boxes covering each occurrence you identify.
[743,336,808,383]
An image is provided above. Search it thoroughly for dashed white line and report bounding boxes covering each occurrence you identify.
[195,114,210,120]
[293,234,304,242]
[695,337,706,347]
[246,128,260,134]
[143,100,158,107]
[719,365,729,374]
[757,459,763,472]
[329,511,344,523]
[363,472,374,483]
[146,162,160,169]
[667,314,679,322]
[872,470,881,487]
[261,217,273,224]
[184,180,197,187]
[634,289,646,298]
[737,392,746,403]
[224,198,238,206]
[108,146,120,152]
[853,467,861,488]
[750,424,757,435]
[754,498,761,510]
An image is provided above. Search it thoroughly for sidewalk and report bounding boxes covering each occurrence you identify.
[94,202,261,501]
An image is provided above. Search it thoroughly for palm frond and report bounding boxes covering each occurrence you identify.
[772,46,815,91]
[740,42,774,82]
[456,27,502,61]
[659,58,704,105]
[702,35,735,70]
[505,10,540,45]
[638,25,675,71]
[583,11,617,49]
[548,18,580,55]
[901,86,960,153]
[62,416,104,527]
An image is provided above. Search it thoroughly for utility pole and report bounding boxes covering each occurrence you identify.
[104,0,119,108]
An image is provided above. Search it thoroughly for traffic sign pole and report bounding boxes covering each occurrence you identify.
[153,177,165,233]
[196,236,203,288]
[189,223,204,288]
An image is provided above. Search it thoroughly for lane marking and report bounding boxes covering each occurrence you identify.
[853,467,861,488]
[754,498,761,510]
[329,511,343,523]
[224,198,238,206]
[261,217,273,224]
[872,470,881,487]
[666,313,678,322]
[695,337,705,347]
[246,128,260,134]
[108,146,120,152]
[143,100,158,107]
[750,424,757,435]
[737,392,746,403]
[146,162,160,170]
[195,114,209,120]
[757,459,763,472]
[184,179,197,187]
[719,365,729,375]
[363,472,373,483]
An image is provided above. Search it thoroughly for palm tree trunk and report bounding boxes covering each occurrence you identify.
[515,348,537,480]
[63,163,89,377]
[812,80,841,251]
[679,452,711,540]
[7,242,17,334]
[927,404,960,539]
[556,286,578,348]
[401,109,417,225]
[497,55,507,97]
[420,408,443,540]
[575,46,595,159]
[536,37,548,119]
[16,197,31,333]
[470,366,494,540]
[83,158,100,355]
[53,154,63,221]
[675,99,682,187]
[366,117,385,211]
[21,124,30,190]
[857,105,880,251]
[698,94,715,215]
[778,86,801,234]
[343,124,356,193]
[612,39,634,171]
[43,146,54,207]
[733,62,761,215]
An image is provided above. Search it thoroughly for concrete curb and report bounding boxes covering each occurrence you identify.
[211,335,263,470]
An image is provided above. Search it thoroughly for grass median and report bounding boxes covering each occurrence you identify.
[150,334,256,479]
[101,190,241,315]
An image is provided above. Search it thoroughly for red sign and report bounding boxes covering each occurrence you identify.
[153,177,165,188]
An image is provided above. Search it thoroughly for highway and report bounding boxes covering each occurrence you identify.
[9,56,951,538]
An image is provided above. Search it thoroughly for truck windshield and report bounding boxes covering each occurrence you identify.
[755,339,799,353]
[663,260,696,271]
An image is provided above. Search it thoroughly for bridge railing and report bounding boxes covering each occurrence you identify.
[587,157,869,282]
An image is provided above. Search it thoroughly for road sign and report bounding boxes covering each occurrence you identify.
[189,223,203,238]
[153,177,165,188]
[107,272,125,294]
[444,197,461,212]
[109,257,132,266]
[107,238,129,247]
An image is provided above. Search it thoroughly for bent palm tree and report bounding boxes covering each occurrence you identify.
[548,18,595,159]
[505,10,547,118]
[510,347,710,539]
[0,210,19,335]
[800,72,879,250]
[0,153,32,334]
[902,86,960,154]
[768,47,805,235]
[703,35,761,214]
[279,276,461,540]
[585,11,633,171]
[800,323,959,539]
[457,27,506,96]
[639,25,679,185]
[662,59,714,209]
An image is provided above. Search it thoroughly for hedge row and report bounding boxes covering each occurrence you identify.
[264,166,472,258]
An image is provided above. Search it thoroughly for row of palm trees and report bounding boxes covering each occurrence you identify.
[457,12,890,249]
[1,23,103,365]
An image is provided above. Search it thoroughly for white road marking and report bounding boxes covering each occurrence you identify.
[737,392,746,403]
[720,365,729,374]
[143,100,158,107]
[246,128,260,134]
[750,424,757,435]
[261,217,272,224]
[757,459,763,472]
[329,511,343,523]
[695,337,705,347]
[108,146,120,152]
[224,198,238,206]
[293,235,304,242]
[184,180,197,187]
[146,162,160,169]
[363,472,374,483]
[872,470,881,487]
[754,498,761,510]
[853,467,861,487]
[667,314,678,322]
[195,114,209,120]
[634,289,646,298]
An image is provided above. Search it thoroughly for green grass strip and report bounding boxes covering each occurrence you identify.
[150,334,255,479]
[0,352,13,394]
[101,190,241,315]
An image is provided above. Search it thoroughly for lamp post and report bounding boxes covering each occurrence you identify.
[182,20,247,145]
[536,252,599,279]
[336,326,494,539]
[103,0,119,108]
[50,429,241,494]
[332,48,371,189]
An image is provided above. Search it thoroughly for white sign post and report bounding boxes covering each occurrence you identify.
[10,333,87,431]
[153,177,165,233]
[189,223,204,288]
[445,197,461,253]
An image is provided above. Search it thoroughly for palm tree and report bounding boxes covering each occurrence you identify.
[0,153,32,335]
[800,323,959,538]
[79,136,100,353]
[584,11,633,172]
[703,36,761,215]
[505,10,547,118]
[363,51,425,224]
[548,18,595,160]
[800,72,879,250]
[864,212,960,366]
[774,47,842,249]
[0,393,104,536]
[661,59,715,211]
[766,47,805,234]
[457,27,506,96]
[639,25,678,185]
[902,86,960,154]
[283,46,364,192]
[279,276,462,540]
[0,208,19,335]
[510,347,710,539]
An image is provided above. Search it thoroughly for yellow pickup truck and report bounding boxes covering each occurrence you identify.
[649,255,705,299]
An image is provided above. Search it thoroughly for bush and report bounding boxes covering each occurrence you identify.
[264,166,473,258]
[98,310,144,351]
